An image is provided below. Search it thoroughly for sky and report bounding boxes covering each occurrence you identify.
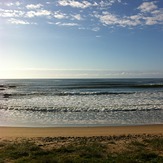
[0,0,163,78]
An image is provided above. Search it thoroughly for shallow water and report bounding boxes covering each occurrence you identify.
[0,78,163,127]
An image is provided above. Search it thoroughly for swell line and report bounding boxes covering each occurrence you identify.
[0,104,162,112]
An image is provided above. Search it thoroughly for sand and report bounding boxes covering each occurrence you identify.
[0,124,163,138]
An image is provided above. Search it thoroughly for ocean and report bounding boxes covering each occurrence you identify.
[0,78,163,127]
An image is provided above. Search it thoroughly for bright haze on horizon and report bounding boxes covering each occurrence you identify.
[0,0,163,78]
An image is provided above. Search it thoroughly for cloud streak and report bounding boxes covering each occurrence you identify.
[5,1,21,7]
[8,18,30,25]
[0,9,24,18]
[55,22,79,26]
[26,10,51,18]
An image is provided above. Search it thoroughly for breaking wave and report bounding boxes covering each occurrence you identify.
[0,104,163,112]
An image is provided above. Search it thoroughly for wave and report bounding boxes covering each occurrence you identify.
[66,84,163,89]
[1,104,162,112]
[55,91,134,96]
[1,91,134,98]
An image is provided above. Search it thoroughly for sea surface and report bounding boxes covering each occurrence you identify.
[0,78,163,127]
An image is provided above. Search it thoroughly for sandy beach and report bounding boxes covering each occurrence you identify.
[0,124,163,138]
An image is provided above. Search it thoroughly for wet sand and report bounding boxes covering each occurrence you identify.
[0,124,163,138]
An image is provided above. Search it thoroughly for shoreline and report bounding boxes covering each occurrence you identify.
[0,124,163,138]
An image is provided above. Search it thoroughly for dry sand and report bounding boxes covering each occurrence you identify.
[0,124,163,138]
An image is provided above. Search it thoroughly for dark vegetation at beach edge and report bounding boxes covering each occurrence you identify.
[0,134,163,163]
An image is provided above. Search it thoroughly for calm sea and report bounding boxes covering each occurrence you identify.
[0,78,163,127]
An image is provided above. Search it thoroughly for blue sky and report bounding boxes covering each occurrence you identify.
[0,0,163,78]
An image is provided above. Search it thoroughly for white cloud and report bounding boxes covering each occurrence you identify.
[143,11,163,25]
[1,0,163,29]
[0,9,24,18]
[145,18,157,25]
[151,9,163,22]
[5,3,14,7]
[26,10,51,18]
[129,14,142,20]
[137,6,163,26]
[96,12,118,25]
[99,1,108,8]
[58,0,121,9]
[71,14,83,20]
[119,17,141,27]
[26,4,43,10]
[93,1,162,28]
[34,10,51,17]
[26,11,35,18]
[8,18,30,25]
[5,1,21,7]
[58,0,95,9]
[55,22,79,26]
[47,21,55,25]
[138,2,157,13]
[15,1,21,6]
[97,0,122,9]
[95,12,142,27]
[92,27,100,31]
[53,11,68,19]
